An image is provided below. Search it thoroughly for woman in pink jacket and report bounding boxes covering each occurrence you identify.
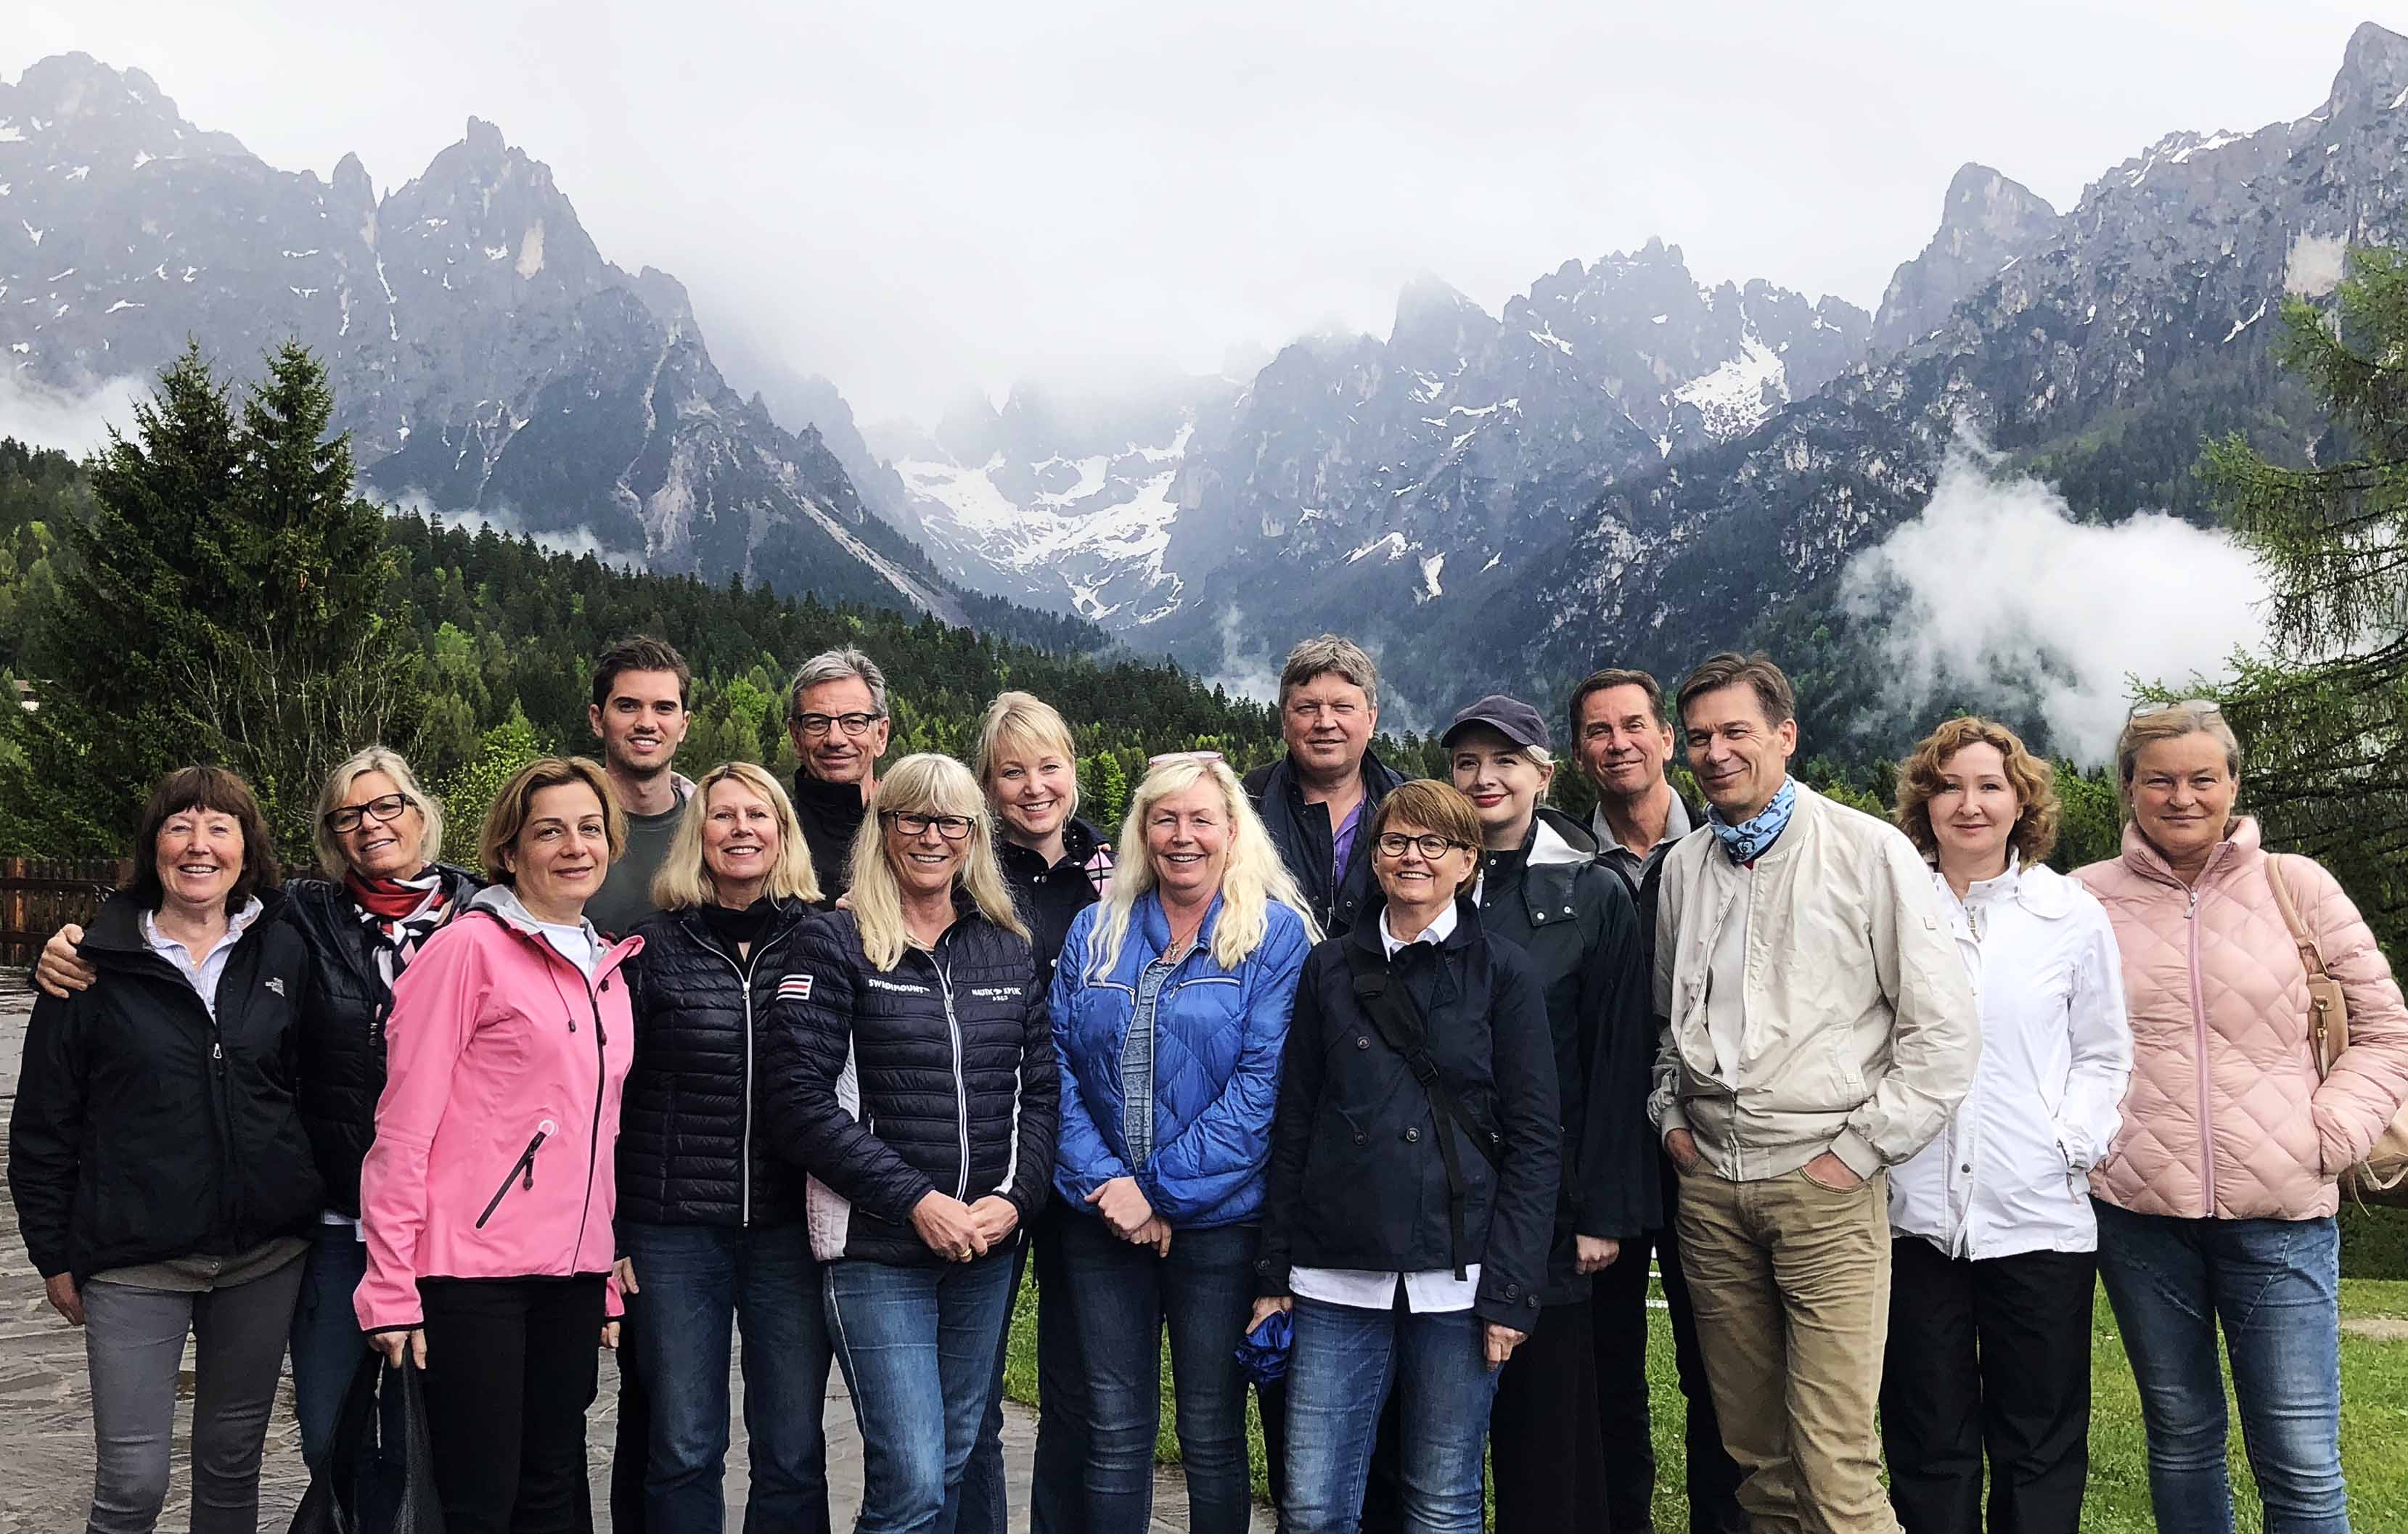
[2076,702,2408,1534]
[356,756,644,1534]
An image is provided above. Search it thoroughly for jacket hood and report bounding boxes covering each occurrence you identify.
[464,884,644,970]
[1527,808,1596,866]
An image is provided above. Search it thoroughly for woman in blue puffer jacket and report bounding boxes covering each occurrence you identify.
[1050,752,1319,1534]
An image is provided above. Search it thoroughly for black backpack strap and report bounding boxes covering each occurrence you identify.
[1343,940,1498,1279]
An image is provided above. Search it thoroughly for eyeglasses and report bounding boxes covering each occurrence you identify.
[2127,698,2224,721]
[323,793,412,834]
[794,711,885,738]
[1375,832,1470,861]
[882,810,975,842]
[1147,750,1226,768]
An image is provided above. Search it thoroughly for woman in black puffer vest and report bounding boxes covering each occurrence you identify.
[763,754,1058,1534]
[616,760,833,1534]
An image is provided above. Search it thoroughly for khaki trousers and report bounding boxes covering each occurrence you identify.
[1675,1163,1899,1534]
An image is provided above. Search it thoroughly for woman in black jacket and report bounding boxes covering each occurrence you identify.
[763,753,1059,1534]
[1253,779,1561,1534]
[618,760,832,1534]
[35,745,480,1471]
[9,766,323,1534]
[1444,697,1656,1534]
[970,691,1113,1534]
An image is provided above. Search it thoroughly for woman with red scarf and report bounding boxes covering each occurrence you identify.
[36,745,483,1468]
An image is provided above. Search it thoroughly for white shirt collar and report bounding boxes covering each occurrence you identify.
[1378,900,1458,959]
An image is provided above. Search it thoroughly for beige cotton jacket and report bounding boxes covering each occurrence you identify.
[1649,782,1981,1181]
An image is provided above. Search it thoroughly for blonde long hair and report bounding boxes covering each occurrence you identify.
[848,753,1029,971]
[1084,755,1319,980]
[314,745,445,879]
[651,761,824,911]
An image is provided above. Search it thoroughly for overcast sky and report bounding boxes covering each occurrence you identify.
[4,1,2383,424]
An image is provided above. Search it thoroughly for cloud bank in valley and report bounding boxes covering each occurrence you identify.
[0,372,144,456]
[1840,446,2269,765]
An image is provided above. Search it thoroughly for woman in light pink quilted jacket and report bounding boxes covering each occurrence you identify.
[2075,702,2408,1534]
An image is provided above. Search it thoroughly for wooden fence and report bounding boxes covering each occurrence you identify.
[0,858,128,967]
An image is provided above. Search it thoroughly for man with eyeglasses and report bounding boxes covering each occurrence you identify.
[786,646,895,898]
[585,635,700,940]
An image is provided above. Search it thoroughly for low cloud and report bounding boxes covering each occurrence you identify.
[1201,604,1284,706]
[0,372,145,456]
[384,486,636,570]
[1839,443,2268,765]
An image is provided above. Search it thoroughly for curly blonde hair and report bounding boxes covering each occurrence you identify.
[1893,716,2060,866]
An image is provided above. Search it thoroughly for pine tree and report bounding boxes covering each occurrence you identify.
[2201,247,2408,956]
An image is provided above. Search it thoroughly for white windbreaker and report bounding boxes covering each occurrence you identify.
[1888,857,2133,1260]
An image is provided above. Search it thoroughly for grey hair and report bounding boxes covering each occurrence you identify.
[1277,633,1380,714]
[787,646,890,722]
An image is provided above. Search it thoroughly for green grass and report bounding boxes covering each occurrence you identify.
[1001,1272,2408,1530]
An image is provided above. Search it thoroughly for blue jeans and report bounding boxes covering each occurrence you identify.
[946,1234,1031,1534]
[290,1223,376,1471]
[1282,1295,1499,1534]
[826,1245,1022,1534]
[618,1221,833,1534]
[1060,1213,1258,1534]
[2093,1202,2349,1534]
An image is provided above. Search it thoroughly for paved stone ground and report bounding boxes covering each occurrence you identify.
[0,973,1262,1532]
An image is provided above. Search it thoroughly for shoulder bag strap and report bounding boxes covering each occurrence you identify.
[2266,854,2351,1075]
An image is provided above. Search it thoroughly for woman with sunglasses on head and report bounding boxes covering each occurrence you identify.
[2075,701,2408,1534]
[762,754,1059,1534]
[1256,779,1561,1534]
[1049,751,1316,1533]
[31,747,482,1472]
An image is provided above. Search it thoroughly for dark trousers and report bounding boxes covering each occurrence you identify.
[1593,1153,1745,1534]
[954,1231,1032,1534]
[419,1274,607,1534]
[1880,1239,2095,1534]
[1491,1297,1608,1534]
[1028,1203,1091,1534]
[612,1297,650,1534]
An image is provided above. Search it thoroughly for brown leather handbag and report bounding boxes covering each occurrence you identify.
[2268,855,2408,1207]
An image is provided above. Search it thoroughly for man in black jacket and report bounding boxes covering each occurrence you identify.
[785,646,892,897]
[1569,665,1742,1534]
[1243,633,1411,940]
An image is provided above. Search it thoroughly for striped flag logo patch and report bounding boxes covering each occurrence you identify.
[778,974,814,1003]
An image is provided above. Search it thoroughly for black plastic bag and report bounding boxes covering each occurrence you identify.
[288,1355,446,1533]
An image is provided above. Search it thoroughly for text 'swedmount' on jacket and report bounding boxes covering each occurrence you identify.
[354,887,643,1332]
[762,903,1060,1266]
[9,889,324,1284]
[1259,897,1563,1330]
[1650,782,1981,1182]
[1051,892,1314,1230]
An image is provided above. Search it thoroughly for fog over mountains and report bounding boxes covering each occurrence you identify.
[7,23,2407,740]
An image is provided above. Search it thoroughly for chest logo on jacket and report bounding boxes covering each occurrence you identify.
[863,975,930,996]
[778,973,814,1003]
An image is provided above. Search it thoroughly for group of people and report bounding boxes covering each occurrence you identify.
[9,628,2407,1534]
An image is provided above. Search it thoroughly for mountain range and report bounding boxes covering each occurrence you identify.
[9,25,2408,742]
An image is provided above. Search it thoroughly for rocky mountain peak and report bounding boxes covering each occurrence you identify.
[1871,161,2059,353]
[1390,274,1494,372]
[2322,22,2408,118]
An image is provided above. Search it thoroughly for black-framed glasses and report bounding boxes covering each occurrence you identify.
[882,810,975,842]
[323,793,412,834]
[1375,832,1470,861]
[795,710,885,738]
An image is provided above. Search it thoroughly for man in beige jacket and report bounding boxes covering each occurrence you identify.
[1652,652,1979,1534]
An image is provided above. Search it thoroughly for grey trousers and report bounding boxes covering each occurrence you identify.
[80,1258,307,1534]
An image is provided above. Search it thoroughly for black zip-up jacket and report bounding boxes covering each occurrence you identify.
[1477,809,1660,1304]
[793,771,871,898]
[1258,897,1560,1329]
[761,901,1058,1266]
[618,898,817,1229]
[1244,748,1411,938]
[282,864,483,1218]
[996,816,1113,988]
[9,890,324,1284]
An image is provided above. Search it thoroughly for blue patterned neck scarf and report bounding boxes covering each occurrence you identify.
[1707,777,1797,866]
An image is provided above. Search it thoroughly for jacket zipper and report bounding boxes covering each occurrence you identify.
[933,948,971,1201]
[576,976,608,1260]
[2184,885,2216,1213]
[700,921,797,1229]
[476,1122,557,1228]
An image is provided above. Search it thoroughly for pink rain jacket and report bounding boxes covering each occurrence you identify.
[356,887,643,1331]
[2074,819,2408,1221]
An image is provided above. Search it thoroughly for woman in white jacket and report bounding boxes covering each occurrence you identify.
[1880,717,2131,1534]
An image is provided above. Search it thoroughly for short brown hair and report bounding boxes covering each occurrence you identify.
[1369,780,1485,897]
[1894,716,2061,866]
[478,756,625,885]
[1676,652,1795,730]
[1279,634,1380,714]
[591,636,691,712]
[128,766,281,913]
[1567,667,1667,739]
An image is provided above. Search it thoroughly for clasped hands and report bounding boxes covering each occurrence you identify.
[912,1190,1021,1262]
